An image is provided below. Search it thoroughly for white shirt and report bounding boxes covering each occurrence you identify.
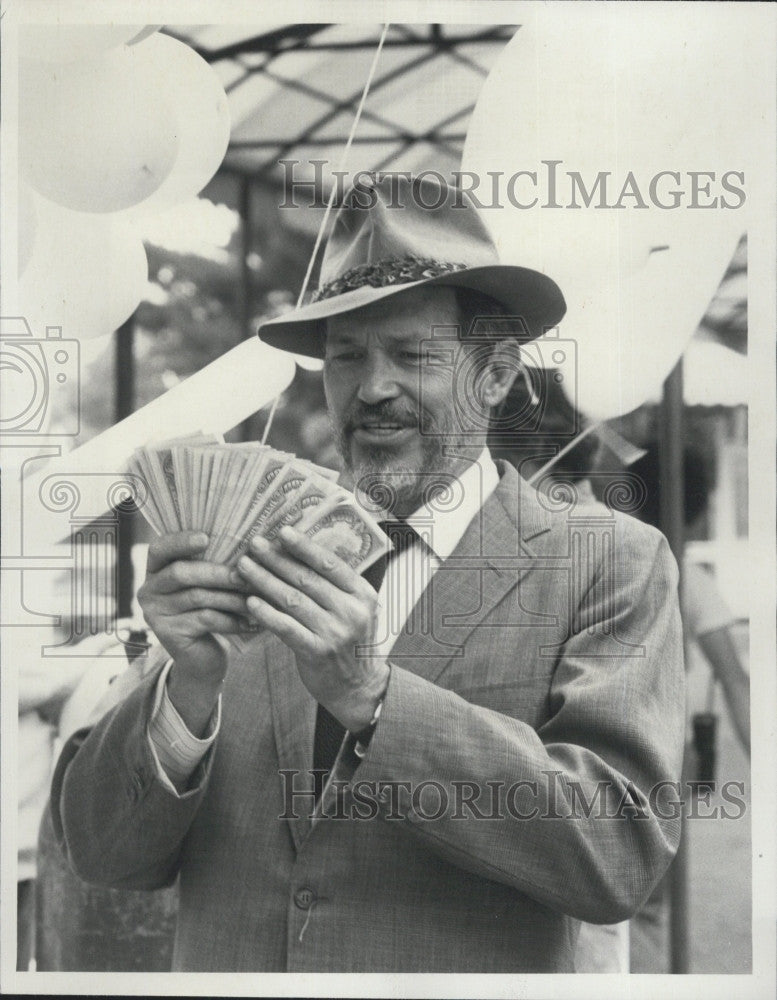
[148,449,500,794]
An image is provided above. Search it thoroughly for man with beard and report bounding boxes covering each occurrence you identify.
[52,174,685,973]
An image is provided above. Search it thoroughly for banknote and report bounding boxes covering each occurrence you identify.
[128,432,220,533]
[129,441,389,582]
[126,450,165,534]
[299,494,391,573]
[262,475,340,543]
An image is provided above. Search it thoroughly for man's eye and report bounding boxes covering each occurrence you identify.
[423,350,454,365]
[327,351,361,362]
[398,350,421,362]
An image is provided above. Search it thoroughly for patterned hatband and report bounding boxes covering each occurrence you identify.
[311,254,469,303]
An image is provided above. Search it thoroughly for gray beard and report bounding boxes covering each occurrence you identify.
[333,418,461,517]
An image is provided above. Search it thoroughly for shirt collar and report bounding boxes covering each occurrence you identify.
[404,448,500,561]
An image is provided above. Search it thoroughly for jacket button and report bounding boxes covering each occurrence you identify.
[294,887,316,910]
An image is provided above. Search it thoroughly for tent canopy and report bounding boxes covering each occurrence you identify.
[167,22,516,187]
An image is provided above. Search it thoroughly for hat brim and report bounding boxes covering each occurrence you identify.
[257,265,566,359]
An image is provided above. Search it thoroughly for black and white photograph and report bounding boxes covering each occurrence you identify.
[1,2,775,996]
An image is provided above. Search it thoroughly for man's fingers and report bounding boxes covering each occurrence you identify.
[175,608,246,637]
[245,594,316,651]
[242,536,344,611]
[146,532,208,575]
[278,527,369,593]
[152,559,243,595]
[252,529,366,597]
[236,554,326,631]
[163,589,249,616]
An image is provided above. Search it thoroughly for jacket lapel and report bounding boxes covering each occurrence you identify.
[388,462,553,683]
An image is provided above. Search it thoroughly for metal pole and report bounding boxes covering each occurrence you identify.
[236,175,255,442]
[660,358,689,974]
[114,313,136,618]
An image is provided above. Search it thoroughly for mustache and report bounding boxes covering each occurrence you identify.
[343,400,419,432]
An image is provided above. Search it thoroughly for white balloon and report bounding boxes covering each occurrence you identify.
[462,6,764,420]
[124,35,231,216]
[19,196,148,340]
[19,24,150,63]
[18,183,37,277]
[20,48,179,213]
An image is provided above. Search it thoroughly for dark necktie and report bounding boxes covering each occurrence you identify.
[313,519,421,796]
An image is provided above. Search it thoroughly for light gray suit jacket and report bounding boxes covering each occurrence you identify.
[51,463,685,972]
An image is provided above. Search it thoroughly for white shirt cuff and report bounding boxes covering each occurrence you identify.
[146,658,221,796]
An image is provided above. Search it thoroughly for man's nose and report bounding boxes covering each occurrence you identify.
[356,355,401,405]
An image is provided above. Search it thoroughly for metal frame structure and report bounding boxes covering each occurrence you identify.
[167,23,515,183]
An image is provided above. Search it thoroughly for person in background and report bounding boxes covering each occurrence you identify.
[629,444,750,753]
[627,443,750,974]
[488,362,600,493]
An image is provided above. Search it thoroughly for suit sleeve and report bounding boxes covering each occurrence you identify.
[50,660,216,890]
[353,519,685,924]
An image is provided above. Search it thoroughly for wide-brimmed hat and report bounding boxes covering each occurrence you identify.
[257,173,566,358]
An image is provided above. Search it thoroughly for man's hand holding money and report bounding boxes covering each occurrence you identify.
[132,437,392,734]
[237,526,389,733]
[137,531,249,736]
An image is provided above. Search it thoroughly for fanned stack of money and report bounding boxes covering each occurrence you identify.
[128,434,391,574]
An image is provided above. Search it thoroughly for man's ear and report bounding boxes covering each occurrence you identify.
[479,339,523,409]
